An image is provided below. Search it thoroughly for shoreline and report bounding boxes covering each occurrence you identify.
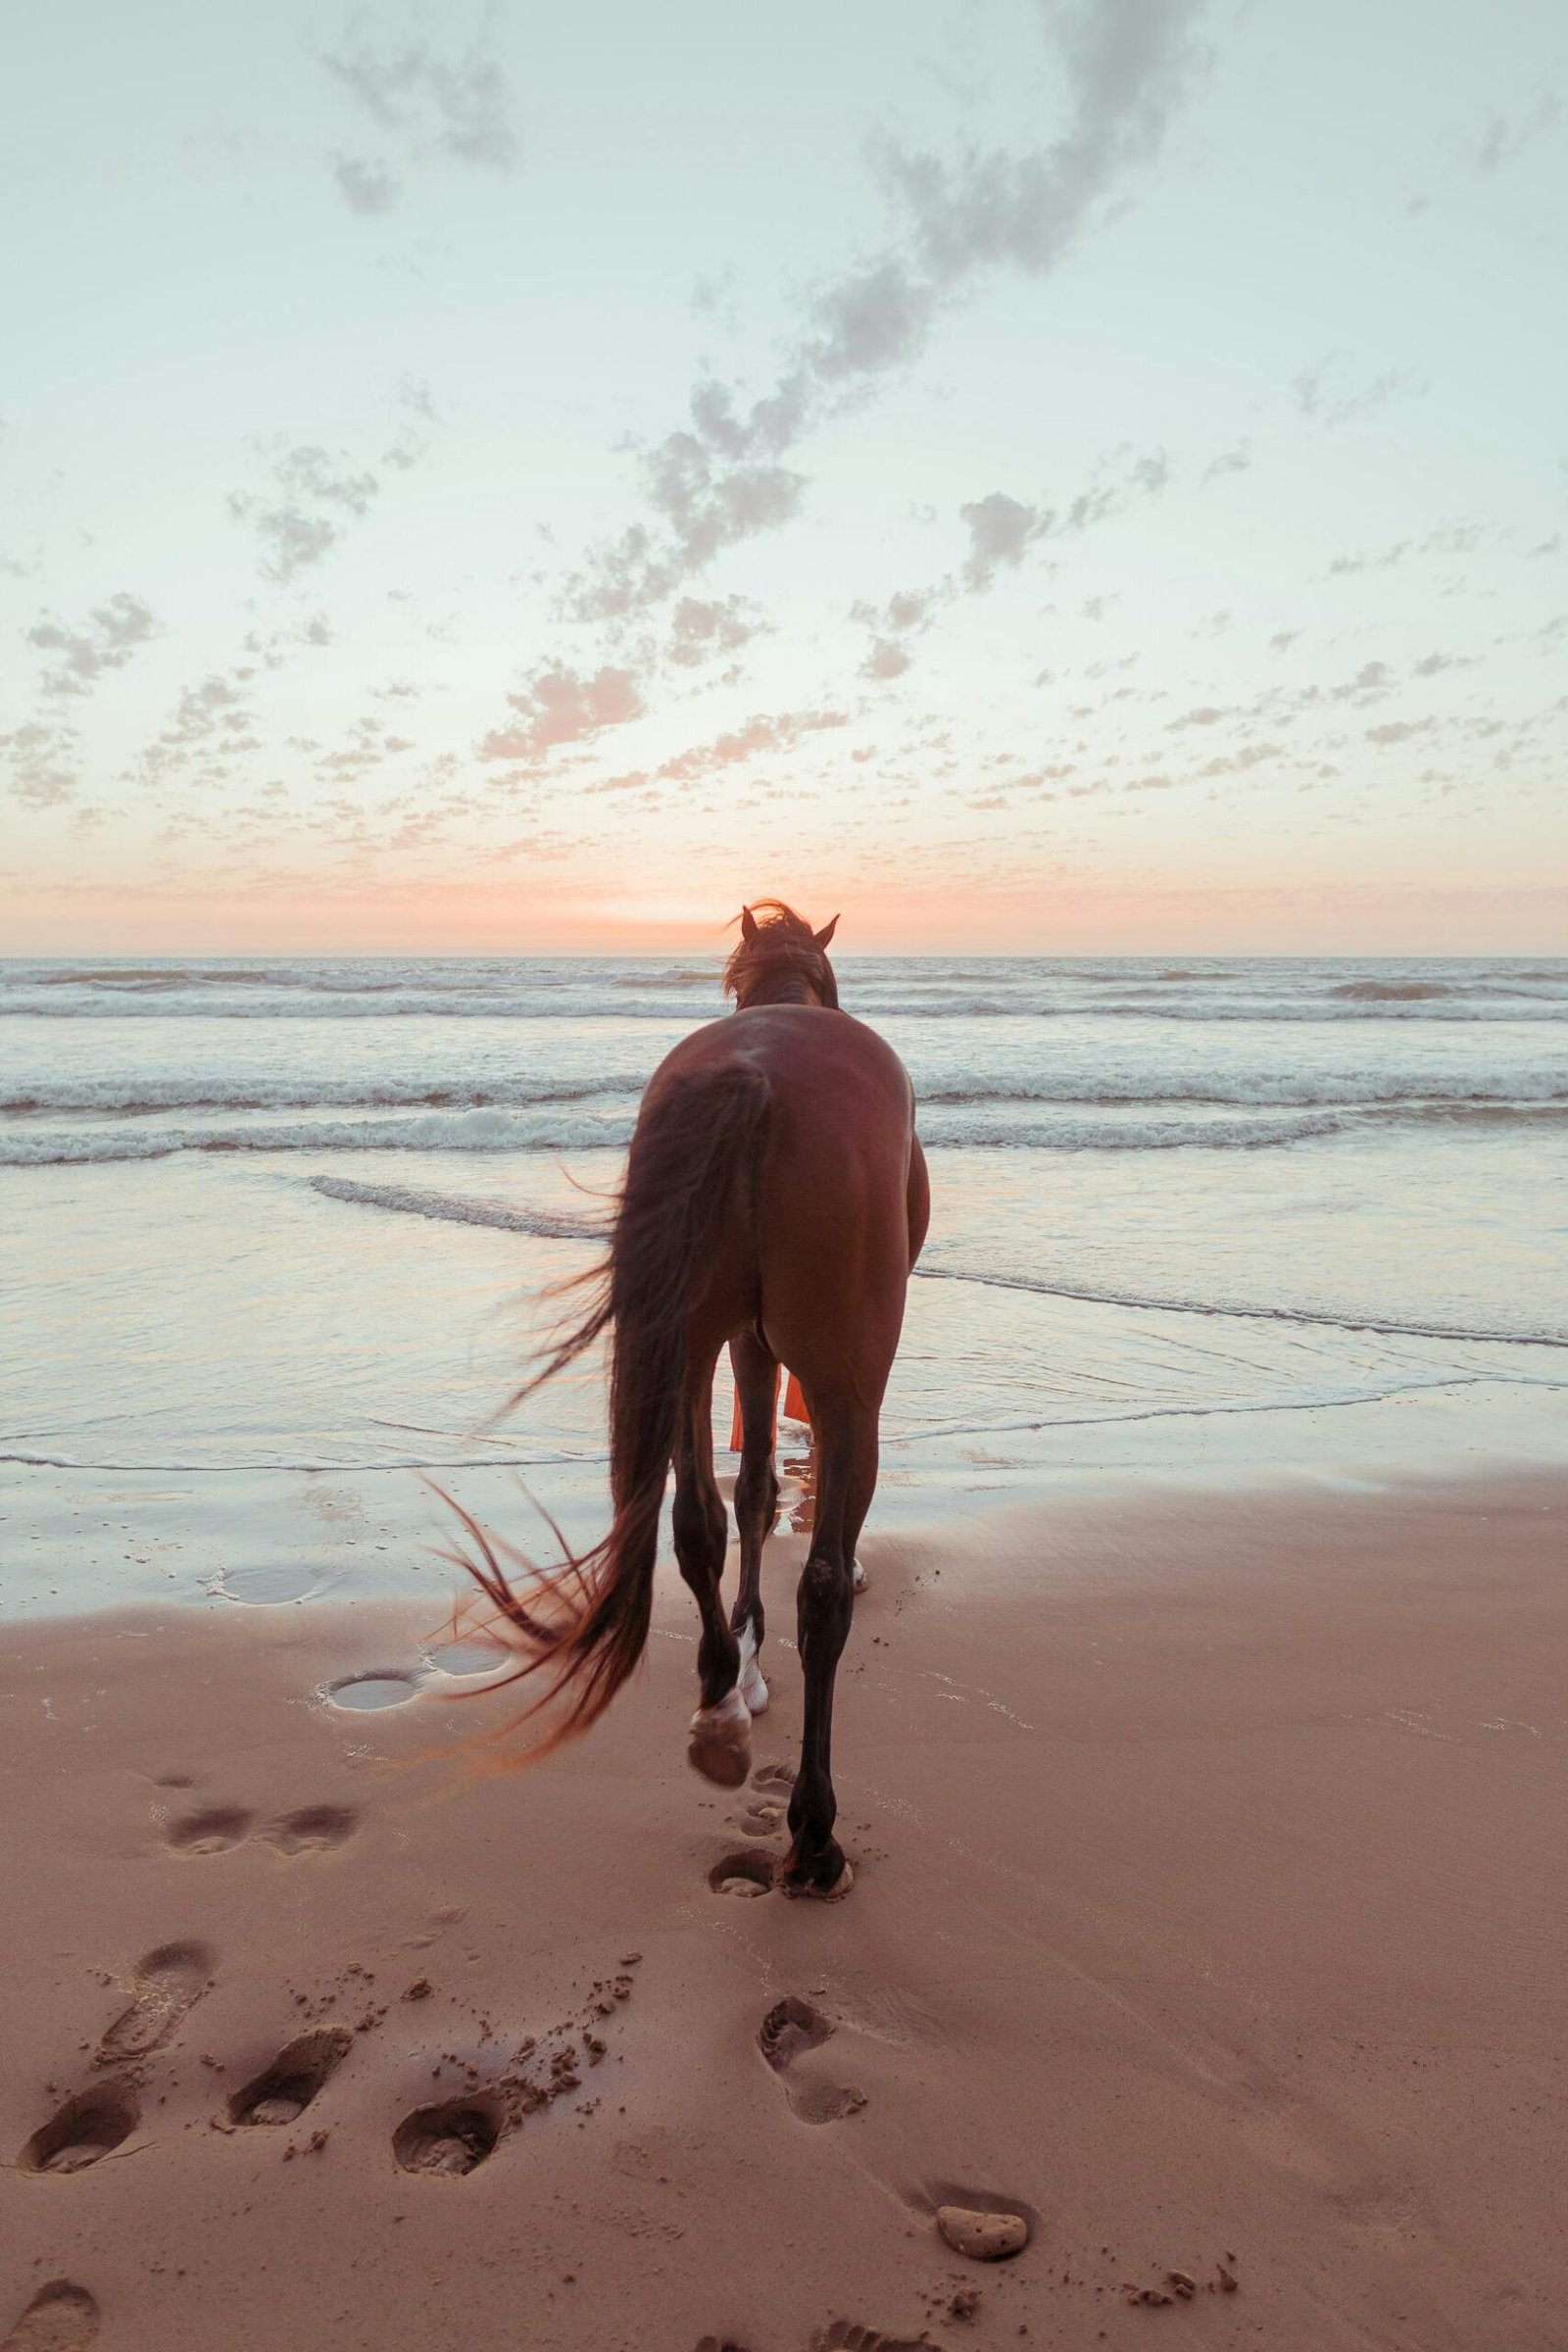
[4,1470,1565,2348]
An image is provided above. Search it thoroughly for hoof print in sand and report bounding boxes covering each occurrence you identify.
[709,1851,773,1899]
[759,1994,834,2068]
[694,2339,751,2352]
[19,2089,138,2177]
[759,1998,866,2125]
[264,1804,359,1855]
[166,1806,254,1855]
[815,2327,934,2352]
[1,2282,100,2351]
[393,2097,501,2177]
[935,2203,1030,2261]
[751,1761,795,1794]
[95,1942,213,2064]
[225,2028,352,2128]
[737,1799,784,1838]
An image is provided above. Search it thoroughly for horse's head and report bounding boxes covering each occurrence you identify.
[722,900,841,1010]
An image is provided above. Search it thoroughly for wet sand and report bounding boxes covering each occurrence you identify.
[3,1476,1564,2351]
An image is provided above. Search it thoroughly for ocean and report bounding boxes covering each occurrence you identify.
[4,954,1565,1615]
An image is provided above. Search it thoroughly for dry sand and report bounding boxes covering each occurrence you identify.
[3,1475,1565,2351]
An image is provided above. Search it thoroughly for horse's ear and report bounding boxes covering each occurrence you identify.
[813,914,840,950]
[740,906,759,944]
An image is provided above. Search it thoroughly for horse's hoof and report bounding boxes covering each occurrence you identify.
[852,1556,866,1593]
[776,1856,855,1903]
[688,1689,752,1788]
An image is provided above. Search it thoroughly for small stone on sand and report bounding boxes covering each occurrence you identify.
[936,2205,1029,2260]
[248,2096,305,2126]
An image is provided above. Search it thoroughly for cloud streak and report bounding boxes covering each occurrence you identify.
[26,593,159,697]
[564,0,1210,628]
[319,8,520,210]
[480,665,646,764]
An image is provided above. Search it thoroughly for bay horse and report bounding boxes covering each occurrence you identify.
[457,902,928,1898]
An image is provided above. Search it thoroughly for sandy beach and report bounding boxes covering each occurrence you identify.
[5,1472,1564,2352]
[9,0,1568,2329]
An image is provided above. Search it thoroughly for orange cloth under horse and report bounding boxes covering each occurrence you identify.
[728,1366,808,1450]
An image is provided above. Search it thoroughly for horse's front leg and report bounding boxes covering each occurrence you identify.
[778,1398,878,1899]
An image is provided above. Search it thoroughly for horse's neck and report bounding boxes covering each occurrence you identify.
[740,980,821,1008]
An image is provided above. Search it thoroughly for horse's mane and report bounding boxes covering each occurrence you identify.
[721,900,839,1010]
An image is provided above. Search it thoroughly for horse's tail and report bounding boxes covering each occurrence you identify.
[448,1062,771,1757]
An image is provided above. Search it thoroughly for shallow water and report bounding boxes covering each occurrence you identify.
[3,955,1565,1613]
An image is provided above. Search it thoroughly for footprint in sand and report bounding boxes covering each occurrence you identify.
[759,1998,866,2125]
[736,1799,784,1838]
[262,1804,359,1855]
[814,2327,933,2352]
[325,1671,418,1712]
[19,2088,139,2176]
[393,2096,502,2177]
[222,2028,353,2128]
[95,1941,213,2064]
[166,1805,255,1855]
[751,1761,795,1794]
[1,2284,100,2352]
[709,1852,774,1899]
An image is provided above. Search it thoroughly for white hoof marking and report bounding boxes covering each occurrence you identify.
[737,1618,769,1715]
[852,1556,866,1592]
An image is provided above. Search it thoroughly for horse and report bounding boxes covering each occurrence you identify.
[455,901,928,1898]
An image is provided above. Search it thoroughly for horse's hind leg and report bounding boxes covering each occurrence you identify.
[728,1330,780,1715]
[779,1395,879,1899]
[674,1360,750,1788]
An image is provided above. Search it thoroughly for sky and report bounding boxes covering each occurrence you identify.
[2,0,1565,956]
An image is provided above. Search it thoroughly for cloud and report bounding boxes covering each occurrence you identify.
[272,444,380,515]
[1365,718,1434,746]
[1326,520,1484,579]
[331,153,402,213]
[319,11,519,192]
[851,585,938,679]
[657,706,847,786]
[566,0,1210,625]
[479,665,645,762]
[383,376,439,470]
[564,448,806,625]
[128,666,263,796]
[593,707,850,797]
[861,637,912,682]
[959,491,1051,589]
[229,420,425,582]
[26,592,158,697]
[228,441,382,582]
[2,718,78,808]
[1292,356,1429,427]
[852,450,1171,679]
[1200,441,1250,483]
[666,594,767,668]
[1475,93,1561,173]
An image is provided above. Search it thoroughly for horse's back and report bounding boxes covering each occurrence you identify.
[652,1004,912,1181]
[651,1005,916,1381]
